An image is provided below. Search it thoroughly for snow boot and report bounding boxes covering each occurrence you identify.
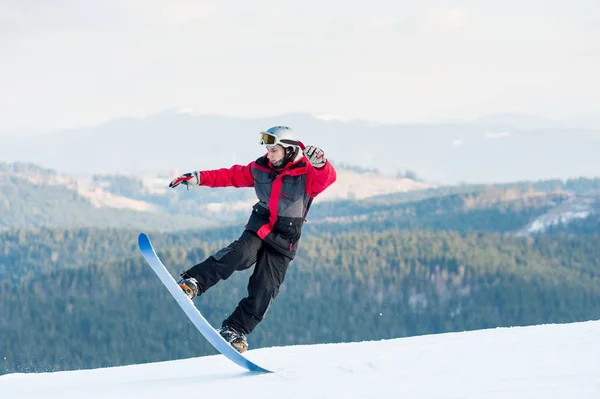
[177,275,199,299]
[218,324,248,353]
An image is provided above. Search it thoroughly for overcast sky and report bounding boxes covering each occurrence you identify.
[1,0,599,132]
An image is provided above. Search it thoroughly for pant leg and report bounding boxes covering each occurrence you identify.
[223,245,292,335]
[184,230,263,293]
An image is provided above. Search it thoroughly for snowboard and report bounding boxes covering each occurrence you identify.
[137,232,272,373]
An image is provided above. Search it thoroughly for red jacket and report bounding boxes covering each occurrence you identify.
[199,153,336,258]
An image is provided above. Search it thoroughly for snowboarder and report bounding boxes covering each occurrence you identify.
[168,126,337,353]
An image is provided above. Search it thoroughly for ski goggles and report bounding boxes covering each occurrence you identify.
[259,132,278,146]
[259,132,299,147]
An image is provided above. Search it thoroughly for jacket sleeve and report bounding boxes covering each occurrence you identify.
[305,159,337,198]
[199,161,255,188]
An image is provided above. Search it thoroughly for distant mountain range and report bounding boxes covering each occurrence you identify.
[1,111,599,184]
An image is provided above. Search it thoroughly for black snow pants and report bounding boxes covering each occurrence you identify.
[184,230,292,335]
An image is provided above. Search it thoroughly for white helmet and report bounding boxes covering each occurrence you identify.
[259,126,301,167]
[259,126,299,150]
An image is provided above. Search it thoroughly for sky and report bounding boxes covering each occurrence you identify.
[1,0,599,133]
[1,320,599,398]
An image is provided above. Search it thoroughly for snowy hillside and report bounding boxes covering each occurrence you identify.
[516,194,596,236]
[1,320,598,399]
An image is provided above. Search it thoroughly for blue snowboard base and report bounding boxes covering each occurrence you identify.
[138,233,272,373]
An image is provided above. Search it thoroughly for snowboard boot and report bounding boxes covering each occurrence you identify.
[177,275,199,299]
[218,324,248,353]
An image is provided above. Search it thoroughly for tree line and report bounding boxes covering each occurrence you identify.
[1,228,599,375]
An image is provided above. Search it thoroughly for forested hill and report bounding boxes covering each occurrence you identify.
[2,161,600,236]
[2,179,598,283]
[2,229,600,375]
[0,161,428,231]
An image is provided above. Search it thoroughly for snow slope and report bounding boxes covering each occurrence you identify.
[1,320,598,399]
[517,195,595,236]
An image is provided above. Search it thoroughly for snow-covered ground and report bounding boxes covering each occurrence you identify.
[1,320,598,399]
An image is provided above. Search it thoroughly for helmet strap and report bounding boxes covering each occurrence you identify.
[272,146,298,169]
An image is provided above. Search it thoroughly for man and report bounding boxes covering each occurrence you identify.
[168,126,336,353]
